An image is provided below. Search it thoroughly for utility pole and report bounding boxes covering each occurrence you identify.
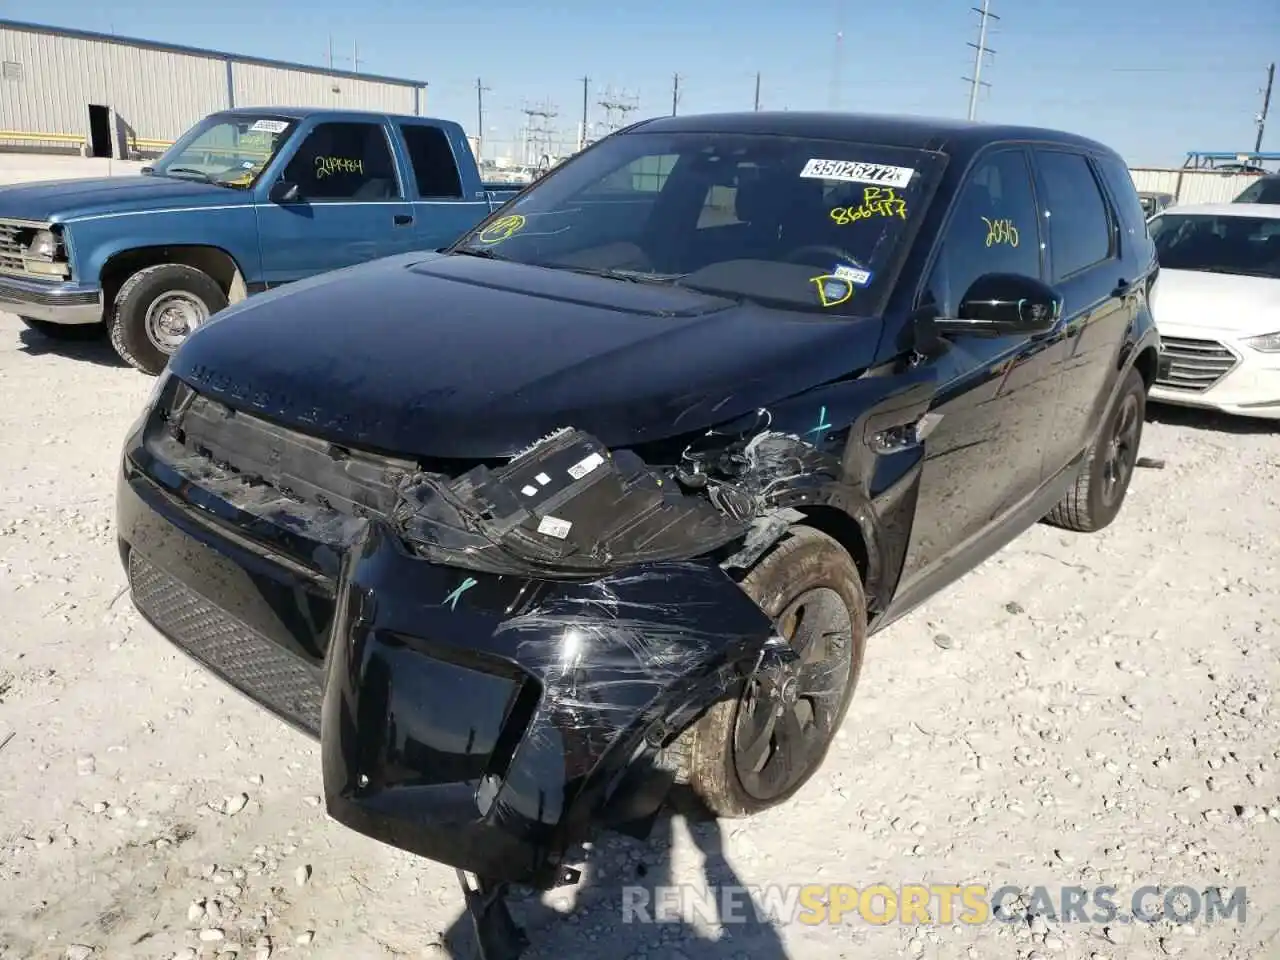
[351,42,362,74]
[754,72,761,111]
[963,0,998,121]
[326,35,335,71]
[579,75,590,150]
[671,74,681,116]
[1256,62,1276,154]
[475,78,490,160]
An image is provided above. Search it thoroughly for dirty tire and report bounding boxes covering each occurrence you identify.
[672,525,867,819]
[20,317,104,340]
[108,263,227,376]
[1043,366,1146,533]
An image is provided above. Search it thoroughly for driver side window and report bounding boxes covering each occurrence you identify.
[280,121,402,201]
[921,148,1042,316]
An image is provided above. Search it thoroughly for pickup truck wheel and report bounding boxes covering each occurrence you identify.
[19,317,104,340]
[668,526,867,818]
[1043,366,1146,533]
[109,264,227,376]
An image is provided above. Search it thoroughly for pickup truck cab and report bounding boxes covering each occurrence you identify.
[0,107,523,374]
[117,112,1164,959]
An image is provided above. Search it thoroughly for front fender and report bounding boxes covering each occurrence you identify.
[320,521,776,886]
[64,206,261,285]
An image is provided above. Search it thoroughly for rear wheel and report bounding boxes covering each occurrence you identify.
[20,317,104,340]
[1044,366,1146,532]
[108,263,227,376]
[670,525,867,818]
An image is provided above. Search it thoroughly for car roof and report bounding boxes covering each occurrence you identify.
[1159,202,1280,219]
[213,105,430,124]
[628,111,1121,160]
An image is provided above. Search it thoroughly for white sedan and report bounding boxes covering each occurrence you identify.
[1148,202,1280,419]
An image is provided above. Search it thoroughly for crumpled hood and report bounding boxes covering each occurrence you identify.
[0,175,243,223]
[1151,268,1280,335]
[171,252,883,459]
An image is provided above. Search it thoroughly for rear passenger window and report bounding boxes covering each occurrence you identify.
[1093,154,1150,244]
[1035,150,1114,279]
[919,148,1042,317]
[400,125,464,198]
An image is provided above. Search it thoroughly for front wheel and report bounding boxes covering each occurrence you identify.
[669,525,868,818]
[108,263,227,376]
[1043,366,1146,533]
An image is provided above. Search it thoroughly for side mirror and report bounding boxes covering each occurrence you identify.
[269,180,301,203]
[936,273,1063,338]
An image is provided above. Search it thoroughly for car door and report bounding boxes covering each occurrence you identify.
[396,122,494,251]
[892,145,1059,596]
[255,119,415,285]
[1029,147,1134,475]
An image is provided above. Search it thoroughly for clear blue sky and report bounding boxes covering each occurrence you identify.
[25,0,1280,166]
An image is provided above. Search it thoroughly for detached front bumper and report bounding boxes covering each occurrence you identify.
[117,433,777,886]
[0,274,103,324]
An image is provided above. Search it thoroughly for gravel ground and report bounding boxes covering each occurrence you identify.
[0,310,1277,960]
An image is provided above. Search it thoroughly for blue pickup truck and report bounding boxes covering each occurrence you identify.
[0,107,524,374]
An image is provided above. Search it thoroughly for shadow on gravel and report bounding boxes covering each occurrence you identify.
[441,806,791,959]
[1147,401,1277,436]
[16,326,130,369]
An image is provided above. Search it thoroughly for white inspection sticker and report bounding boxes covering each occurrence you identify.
[567,451,605,480]
[250,119,289,134]
[537,515,573,539]
[520,485,539,497]
[799,158,914,188]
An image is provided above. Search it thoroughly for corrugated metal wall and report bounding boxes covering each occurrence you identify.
[0,26,226,140]
[0,24,422,145]
[231,63,416,116]
[1130,168,1263,205]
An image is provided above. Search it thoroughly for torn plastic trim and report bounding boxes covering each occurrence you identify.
[393,426,754,580]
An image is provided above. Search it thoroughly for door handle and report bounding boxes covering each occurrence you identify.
[393,214,414,226]
[1113,278,1133,297]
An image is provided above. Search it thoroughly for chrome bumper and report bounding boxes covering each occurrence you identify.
[0,274,103,325]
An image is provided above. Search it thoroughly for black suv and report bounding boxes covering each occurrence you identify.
[117,112,1162,958]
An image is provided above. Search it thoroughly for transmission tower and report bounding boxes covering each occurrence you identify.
[596,87,640,137]
[519,99,558,167]
[963,0,998,121]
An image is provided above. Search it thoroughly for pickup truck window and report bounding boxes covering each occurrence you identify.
[450,131,942,314]
[399,125,464,198]
[151,113,297,189]
[920,148,1042,317]
[281,121,403,202]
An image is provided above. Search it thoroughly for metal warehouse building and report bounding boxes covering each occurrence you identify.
[0,19,428,158]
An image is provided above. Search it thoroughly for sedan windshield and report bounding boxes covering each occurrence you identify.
[151,114,298,189]
[1150,213,1280,280]
[450,130,945,314]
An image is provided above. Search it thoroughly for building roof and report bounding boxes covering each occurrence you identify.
[631,111,1121,159]
[0,18,427,89]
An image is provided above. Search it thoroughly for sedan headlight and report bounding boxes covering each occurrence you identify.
[1241,331,1280,353]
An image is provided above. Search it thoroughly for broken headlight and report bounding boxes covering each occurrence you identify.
[394,427,750,578]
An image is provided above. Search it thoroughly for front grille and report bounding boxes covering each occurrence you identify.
[0,220,26,275]
[1155,336,1240,393]
[128,551,324,736]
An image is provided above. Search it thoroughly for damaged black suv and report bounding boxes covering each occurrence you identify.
[117,112,1161,958]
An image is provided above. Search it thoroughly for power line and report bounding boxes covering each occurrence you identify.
[962,0,998,121]
[1257,62,1276,154]
[597,87,640,136]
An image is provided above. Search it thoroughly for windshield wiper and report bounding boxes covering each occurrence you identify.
[555,266,685,284]
[452,247,509,261]
[165,167,215,183]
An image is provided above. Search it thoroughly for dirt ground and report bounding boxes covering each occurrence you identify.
[0,309,1277,960]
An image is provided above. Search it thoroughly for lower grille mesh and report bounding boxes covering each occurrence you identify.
[128,552,324,736]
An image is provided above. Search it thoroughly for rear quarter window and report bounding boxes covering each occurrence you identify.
[1094,154,1151,244]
